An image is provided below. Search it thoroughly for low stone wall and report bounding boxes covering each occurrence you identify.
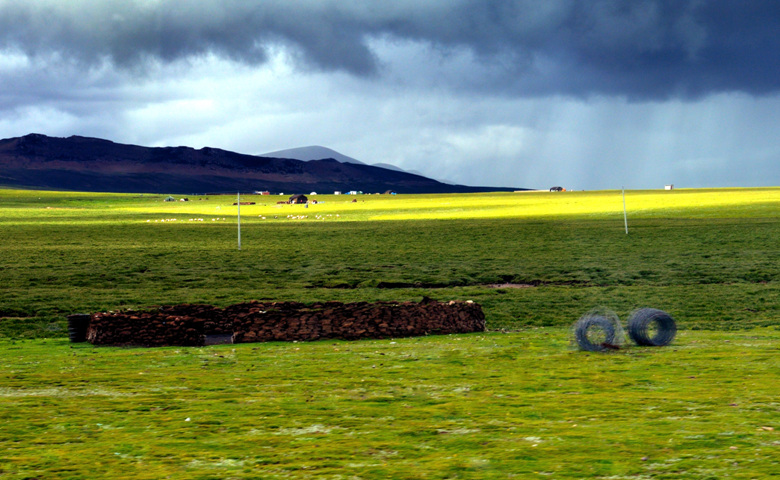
[85,298,485,347]
[87,304,221,347]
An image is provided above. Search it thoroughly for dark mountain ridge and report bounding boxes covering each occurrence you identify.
[0,134,520,194]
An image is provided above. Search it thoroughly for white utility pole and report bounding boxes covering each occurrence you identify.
[622,187,628,235]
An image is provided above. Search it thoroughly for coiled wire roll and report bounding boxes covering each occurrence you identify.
[627,308,677,346]
[573,308,624,351]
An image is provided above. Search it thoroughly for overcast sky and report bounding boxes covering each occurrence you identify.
[2,1,779,190]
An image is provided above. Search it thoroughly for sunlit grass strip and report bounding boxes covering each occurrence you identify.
[2,188,778,224]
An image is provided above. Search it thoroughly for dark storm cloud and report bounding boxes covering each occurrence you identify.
[2,1,780,98]
[0,1,378,75]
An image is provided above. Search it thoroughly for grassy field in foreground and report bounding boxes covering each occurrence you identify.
[0,187,778,336]
[0,187,778,478]
[1,328,778,479]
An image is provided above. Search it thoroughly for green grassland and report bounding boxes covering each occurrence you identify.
[1,188,778,335]
[1,187,779,478]
[2,330,779,479]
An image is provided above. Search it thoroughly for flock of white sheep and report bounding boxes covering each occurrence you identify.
[282,214,340,221]
[147,218,228,223]
[146,214,341,223]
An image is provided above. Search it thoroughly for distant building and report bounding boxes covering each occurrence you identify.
[549,186,565,192]
[334,191,342,195]
[289,194,308,204]
[256,191,270,195]
[665,184,674,190]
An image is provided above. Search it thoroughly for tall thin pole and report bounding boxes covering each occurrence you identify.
[237,191,242,250]
[622,186,628,235]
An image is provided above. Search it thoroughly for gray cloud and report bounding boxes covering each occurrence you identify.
[2,1,779,191]
[2,1,780,99]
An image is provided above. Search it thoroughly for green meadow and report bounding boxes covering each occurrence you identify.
[1,187,779,478]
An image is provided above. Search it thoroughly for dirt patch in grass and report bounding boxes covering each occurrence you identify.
[485,283,536,289]
[376,281,458,289]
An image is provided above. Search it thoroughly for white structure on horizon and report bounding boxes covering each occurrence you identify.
[665,184,674,190]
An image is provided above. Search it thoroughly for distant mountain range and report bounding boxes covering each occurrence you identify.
[260,146,366,165]
[0,134,521,194]
[260,146,455,183]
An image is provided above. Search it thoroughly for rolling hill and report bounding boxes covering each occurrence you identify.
[0,134,520,194]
